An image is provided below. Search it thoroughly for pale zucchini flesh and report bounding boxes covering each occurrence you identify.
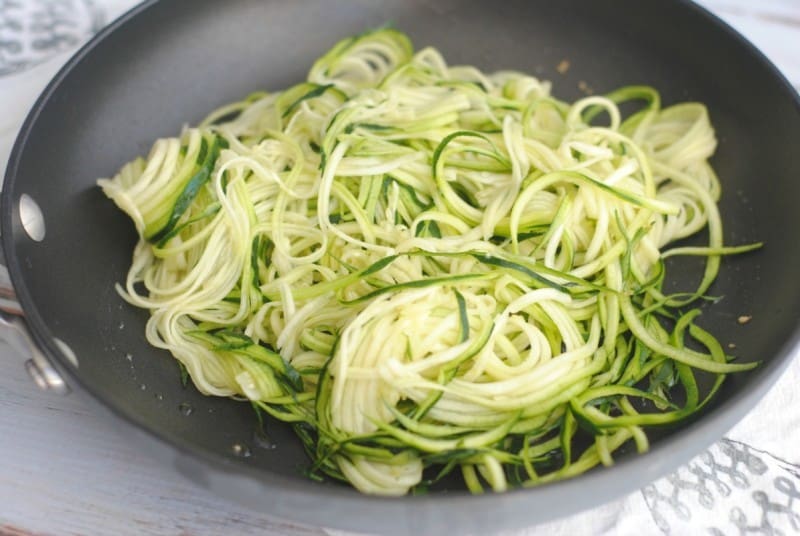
[99,28,760,495]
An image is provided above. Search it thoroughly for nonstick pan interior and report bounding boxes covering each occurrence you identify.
[3,0,800,534]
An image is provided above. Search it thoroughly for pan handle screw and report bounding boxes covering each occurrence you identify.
[0,312,69,395]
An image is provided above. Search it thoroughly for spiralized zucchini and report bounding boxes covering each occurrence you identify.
[99,29,759,495]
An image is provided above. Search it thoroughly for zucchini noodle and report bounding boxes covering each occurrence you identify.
[99,29,760,495]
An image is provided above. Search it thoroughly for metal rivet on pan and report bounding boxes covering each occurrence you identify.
[19,194,45,242]
[53,337,79,368]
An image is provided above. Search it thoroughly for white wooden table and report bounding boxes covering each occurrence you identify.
[1,1,799,535]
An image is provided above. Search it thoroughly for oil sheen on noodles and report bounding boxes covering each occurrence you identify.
[99,29,759,495]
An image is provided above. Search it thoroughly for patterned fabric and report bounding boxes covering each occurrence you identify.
[0,0,105,76]
[644,439,800,535]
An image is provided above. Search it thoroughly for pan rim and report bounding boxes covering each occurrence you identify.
[2,0,800,532]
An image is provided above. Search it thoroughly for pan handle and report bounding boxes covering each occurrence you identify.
[0,248,23,317]
[0,248,70,395]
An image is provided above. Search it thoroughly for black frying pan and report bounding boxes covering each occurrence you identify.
[3,1,800,534]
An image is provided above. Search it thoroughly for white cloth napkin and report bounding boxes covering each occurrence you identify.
[2,2,798,534]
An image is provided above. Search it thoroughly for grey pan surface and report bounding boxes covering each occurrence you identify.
[2,0,800,534]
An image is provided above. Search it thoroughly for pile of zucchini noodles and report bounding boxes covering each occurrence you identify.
[99,29,759,495]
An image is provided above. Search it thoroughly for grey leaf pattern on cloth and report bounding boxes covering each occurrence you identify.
[0,0,105,76]
[643,438,800,535]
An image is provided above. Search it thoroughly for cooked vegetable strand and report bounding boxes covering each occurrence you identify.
[99,28,759,495]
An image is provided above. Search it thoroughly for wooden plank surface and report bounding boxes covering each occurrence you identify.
[1,1,798,535]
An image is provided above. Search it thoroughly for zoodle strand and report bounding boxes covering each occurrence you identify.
[99,29,759,495]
